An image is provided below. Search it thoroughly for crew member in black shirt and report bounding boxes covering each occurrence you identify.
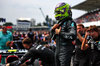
[74,24,91,66]
[81,25,100,66]
[27,28,34,43]
[6,38,55,66]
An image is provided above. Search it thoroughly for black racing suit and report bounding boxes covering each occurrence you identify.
[51,17,77,66]
[9,44,55,66]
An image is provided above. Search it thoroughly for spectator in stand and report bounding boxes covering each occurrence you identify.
[42,31,47,40]
[13,31,19,41]
[25,32,28,38]
[22,32,26,39]
[44,31,51,44]
[18,31,21,40]
[75,9,100,23]
[33,31,39,44]
[27,28,34,44]
[13,31,21,49]
[0,26,13,64]
[37,31,43,44]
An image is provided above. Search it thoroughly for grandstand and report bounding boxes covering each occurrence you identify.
[72,0,100,27]
[12,26,49,32]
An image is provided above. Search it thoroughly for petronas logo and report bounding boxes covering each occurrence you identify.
[71,23,74,27]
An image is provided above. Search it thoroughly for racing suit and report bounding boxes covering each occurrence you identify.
[51,17,77,66]
[9,44,55,66]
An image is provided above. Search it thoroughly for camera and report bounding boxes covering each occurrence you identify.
[87,35,100,50]
[87,36,97,45]
[87,35,93,41]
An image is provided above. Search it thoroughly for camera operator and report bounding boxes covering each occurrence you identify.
[81,25,100,66]
[74,24,90,66]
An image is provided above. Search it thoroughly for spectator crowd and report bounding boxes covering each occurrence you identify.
[1,2,100,66]
[1,24,100,66]
[75,9,100,23]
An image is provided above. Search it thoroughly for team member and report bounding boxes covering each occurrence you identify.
[6,38,55,66]
[27,28,34,43]
[74,24,90,66]
[51,2,77,66]
[81,25,100,66]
